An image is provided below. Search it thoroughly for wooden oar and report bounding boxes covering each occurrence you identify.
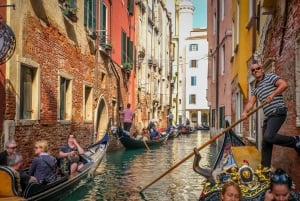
[139,102,267,193]
[143,140,151,151]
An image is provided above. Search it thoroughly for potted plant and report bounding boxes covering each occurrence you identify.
[122,62,133,73]
[60,0,78,22]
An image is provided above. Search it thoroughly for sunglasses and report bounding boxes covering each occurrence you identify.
[271,173,289,184]
[251,66,261,72]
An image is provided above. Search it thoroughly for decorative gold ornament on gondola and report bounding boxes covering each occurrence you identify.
[0,21,16,64]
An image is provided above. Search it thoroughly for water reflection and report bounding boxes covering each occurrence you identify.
[63,130,218,201]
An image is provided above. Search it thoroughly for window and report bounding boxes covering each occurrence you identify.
[249,0,254,19]
[122,31,127,64]
[100,2,108,44]
[189,94,196,104]
[191,112,197,123]
[213,13,216,35]
[84,85,93,121]
[219,106,225,128]
[127,0,134,15]
[20,65,39,120]
[189,44,198,51]
[59,76,72,120]
[190,60,197,68]
[213,56,216,81]
[212,109,216,127]
[84,0,96,33]
[232,20,235,55]
[236,2,240,45]
[191,76,197,86]
[221,0,225,20]
[221,45,225,75]
[121,30,133,65]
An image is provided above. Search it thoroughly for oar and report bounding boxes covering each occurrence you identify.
[139,102,267,193]
[143,140,151,151]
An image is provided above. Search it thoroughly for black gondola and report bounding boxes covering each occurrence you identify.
[0,133,109,201]
[193,121,300,201]
[117,129,168,149]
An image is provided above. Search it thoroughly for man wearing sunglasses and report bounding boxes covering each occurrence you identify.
[241,61,300,168]
[0,139,18,166]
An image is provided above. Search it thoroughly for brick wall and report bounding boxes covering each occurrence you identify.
[7,15,126,166]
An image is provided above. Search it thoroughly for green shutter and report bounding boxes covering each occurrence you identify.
[128,40,133,63]
[128,0,134,15]
[122,31,127,64]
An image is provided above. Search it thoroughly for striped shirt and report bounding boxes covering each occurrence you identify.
[251,73,285,117]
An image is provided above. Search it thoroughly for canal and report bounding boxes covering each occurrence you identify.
[62,130,219,201]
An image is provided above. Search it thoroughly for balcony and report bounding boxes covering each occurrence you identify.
[99,35,112,55]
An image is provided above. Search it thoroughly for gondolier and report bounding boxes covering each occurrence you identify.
[241,61,300,168]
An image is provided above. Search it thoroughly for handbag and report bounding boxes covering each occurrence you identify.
[67,152,80,163]
[39,157,57,184]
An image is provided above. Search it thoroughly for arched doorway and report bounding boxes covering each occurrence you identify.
[95,96,108,141]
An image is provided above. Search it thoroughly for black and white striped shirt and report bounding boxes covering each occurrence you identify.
[251,73,285,117]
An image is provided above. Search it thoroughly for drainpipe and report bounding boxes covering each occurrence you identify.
[215,0,220,128]
[279,0,289,56]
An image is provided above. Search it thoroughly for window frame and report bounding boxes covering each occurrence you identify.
[58,72,73,122]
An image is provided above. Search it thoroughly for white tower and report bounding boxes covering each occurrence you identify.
[178,0,195,124]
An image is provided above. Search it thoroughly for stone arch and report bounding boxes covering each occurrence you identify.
[94,96,108,141]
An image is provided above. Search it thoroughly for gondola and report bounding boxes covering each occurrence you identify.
[160,126,179,139]
[117,128,168,149]
[0,133,109,201]
[192,122,300,201]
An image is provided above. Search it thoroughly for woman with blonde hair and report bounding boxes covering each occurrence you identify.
[28,140,56,183]
[221,180,242,201]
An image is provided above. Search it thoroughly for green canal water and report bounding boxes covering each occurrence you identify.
[62,130,218,201]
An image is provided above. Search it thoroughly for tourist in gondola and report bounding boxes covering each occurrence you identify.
[59,134,84,174]
[220,180,242,201]
[264,168,297,201]
[150,128,160,140]
[7,153,35,194]
[142,128,151,141]
[28,140,56,183]
[0,139,18,166]
[241,61,300,168]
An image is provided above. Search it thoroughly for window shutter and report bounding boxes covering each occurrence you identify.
[21,67,33,119]
[60,78,66,120]
[122,31,127,64]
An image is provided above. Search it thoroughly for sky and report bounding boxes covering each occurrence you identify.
[193,0,207,28]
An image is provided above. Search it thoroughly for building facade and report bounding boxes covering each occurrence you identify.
[207,0,232,134]
[185,29,209,126]
[0,0,173,161]
[0,0,138,165]
[134,0,172,131]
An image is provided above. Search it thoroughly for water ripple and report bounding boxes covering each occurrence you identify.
[63,131,217,201]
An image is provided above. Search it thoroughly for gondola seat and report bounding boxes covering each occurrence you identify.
[0,166,19,197]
